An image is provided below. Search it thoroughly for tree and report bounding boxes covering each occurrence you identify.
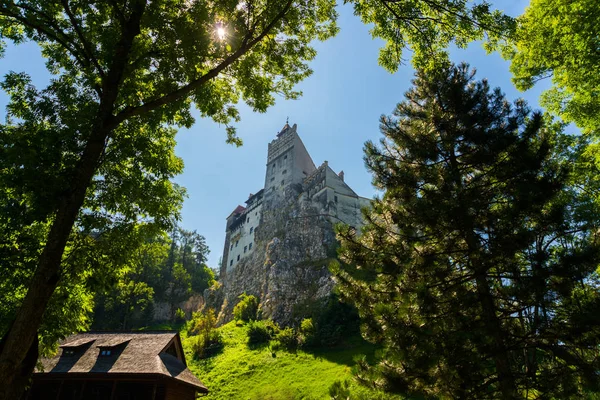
[91,226,213,328]
[332,63,600,399]
[178,228,214,293]
[91,235,168,330]
[162,227,212,319]
[0,0,339,396]
[345,0,515,70]
[503,0,600,137]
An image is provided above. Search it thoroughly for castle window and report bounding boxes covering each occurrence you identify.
[270,177,275,182]
[282,169,287,175]
[272,163,275,168]
[247,217,249,223]
[237,255,240,261]
[230,244,233,251]
[244,246,247,253]
[284,155,287,160]
[281,180,284,186]
[230,260,233,266]
[250,227,254,234]
[235,240,239,247]
[249,243,253,250]
[335,195,338,203]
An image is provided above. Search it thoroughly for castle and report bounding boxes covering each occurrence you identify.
[210,122,370,324]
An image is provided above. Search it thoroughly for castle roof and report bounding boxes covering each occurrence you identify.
[245,189,264,205]
[227,205,246,219]
[277,122,291,137]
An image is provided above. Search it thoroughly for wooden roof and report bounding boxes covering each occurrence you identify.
[35,332,207,393]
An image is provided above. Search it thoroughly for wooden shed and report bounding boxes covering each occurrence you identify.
[27,331,207,400]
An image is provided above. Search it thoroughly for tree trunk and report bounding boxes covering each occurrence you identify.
[473,273,518,399]
[0,126,110,400]
[448,136,518,398]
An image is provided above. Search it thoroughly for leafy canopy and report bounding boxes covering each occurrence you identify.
[503,0,600,136]
[0,0,339,142]
[91,226,214,330]
[345,0,515,70]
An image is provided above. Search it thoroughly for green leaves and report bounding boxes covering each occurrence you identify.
[504,0,600,137]
[346,0,515,71]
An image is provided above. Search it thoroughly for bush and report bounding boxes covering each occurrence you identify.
[298,318,316,348]
[247,319,278,345]
[188,308,217,335]
[302,294,359,348]
[274,327,298,350]
[187,308,223,358]
[174,307,186,323]
[190,330,223,359]
[233,293,259,322]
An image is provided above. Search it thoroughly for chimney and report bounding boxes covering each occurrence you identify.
[338,170,344,181]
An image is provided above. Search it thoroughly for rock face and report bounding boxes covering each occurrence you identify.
[152,294,205,321]
[206,123,369,326]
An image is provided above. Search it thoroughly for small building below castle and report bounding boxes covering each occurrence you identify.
[28,332,207,400]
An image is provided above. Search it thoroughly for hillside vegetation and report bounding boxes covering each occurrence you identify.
[182,321,396,400]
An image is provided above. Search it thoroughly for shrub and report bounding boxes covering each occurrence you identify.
[247,319,278,345]
[233,293,259,322]
[298,318,316,348]
[174,307,186,323]
[301,294,360,348]
[190,330,223,359]
[187,308,217,336]
[274,327,298,350]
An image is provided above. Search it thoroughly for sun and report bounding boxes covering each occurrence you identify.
[216,25,226,41]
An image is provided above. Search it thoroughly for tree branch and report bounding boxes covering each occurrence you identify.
[114,0,293,124]
[0,4,88,68]
[60,0,106,79]
[383,0,509,39]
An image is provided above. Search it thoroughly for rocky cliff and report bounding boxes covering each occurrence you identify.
[206,184,340,326]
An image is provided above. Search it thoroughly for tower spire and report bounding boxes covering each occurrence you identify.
[277,118,292,137]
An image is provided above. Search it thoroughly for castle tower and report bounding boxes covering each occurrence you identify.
[263,123,317,199]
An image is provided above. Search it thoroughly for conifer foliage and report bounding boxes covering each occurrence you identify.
[332,64,600,399]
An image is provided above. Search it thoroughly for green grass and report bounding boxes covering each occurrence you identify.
[182,321,388,400]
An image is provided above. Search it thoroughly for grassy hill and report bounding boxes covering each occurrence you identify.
[181,321,398,400]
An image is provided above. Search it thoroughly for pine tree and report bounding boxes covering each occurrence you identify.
[332,63,600,399]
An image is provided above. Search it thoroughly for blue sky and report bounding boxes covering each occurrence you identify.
[0,0,550,269]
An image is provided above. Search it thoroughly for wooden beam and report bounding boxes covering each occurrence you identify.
[110,380,117,400]
[56,380,64,400]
